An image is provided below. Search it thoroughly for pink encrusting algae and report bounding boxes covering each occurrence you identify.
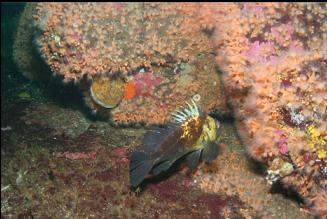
[133,69,163,98]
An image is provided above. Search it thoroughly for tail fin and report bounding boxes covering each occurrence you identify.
[130,151,153,187]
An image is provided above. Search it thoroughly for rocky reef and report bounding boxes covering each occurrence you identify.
[207,2,326,216]
[13,2,228,125]
[1,98,308,218]
[11,2,326,217]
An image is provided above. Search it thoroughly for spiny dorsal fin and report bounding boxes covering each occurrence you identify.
[170,99,200,124]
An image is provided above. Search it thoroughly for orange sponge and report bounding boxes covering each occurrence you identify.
[124,82,136,100]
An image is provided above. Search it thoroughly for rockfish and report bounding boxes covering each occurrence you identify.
[130,99,221,187]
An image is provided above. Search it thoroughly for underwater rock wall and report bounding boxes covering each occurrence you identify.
[207,2,326,216]
[13,4,50,82]
[12,2,326,216]
[13,2,228,125]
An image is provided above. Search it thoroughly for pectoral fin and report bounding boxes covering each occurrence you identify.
[186,150,201,171]
[152,160,175,175]
[202,141,219,162]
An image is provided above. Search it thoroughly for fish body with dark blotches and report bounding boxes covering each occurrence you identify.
[130,99,221,187]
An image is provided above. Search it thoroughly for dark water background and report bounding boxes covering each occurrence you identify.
[1,3,27,114]
[1,3,89,123]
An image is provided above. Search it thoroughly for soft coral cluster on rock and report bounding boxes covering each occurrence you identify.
[206,2,326,216]
[14,2,228,125]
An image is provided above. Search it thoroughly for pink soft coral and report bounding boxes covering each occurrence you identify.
[243,41,276,63]
[271,23,294,46]
[275,130,289,155]
[242,3,264,13]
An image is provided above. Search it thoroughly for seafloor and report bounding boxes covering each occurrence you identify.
[1,99,313,218]
[1,3,314,219]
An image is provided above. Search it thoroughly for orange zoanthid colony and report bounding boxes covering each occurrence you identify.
[202,2,326,216]
[14,2,227,125]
